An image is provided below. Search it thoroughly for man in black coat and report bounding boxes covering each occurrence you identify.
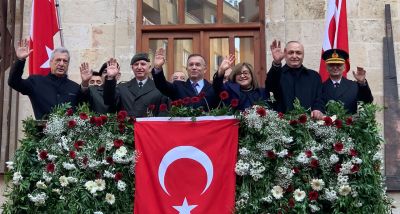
[151,48,218,111]
[265,40,324,119]
[8,39,86,119]
[103,54,168,117]
[321,49,373,114]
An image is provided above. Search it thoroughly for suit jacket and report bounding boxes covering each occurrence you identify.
[152,68,219,110]
[265,64,324,113]
[103,78,169,117]
[80,86,116,114]
[213,73,268,110]
[322,78,373,114]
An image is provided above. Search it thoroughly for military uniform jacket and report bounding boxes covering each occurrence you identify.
[322,78,373,114]
[265,64,324,113]
[8,59,81,119]
[152,68,219,110]
[80,86,116,114]
[103,78,168,117]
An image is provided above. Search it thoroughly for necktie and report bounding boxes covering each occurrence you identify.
[334,82,340,88]
[138,81,143,88]
[192,82,199,95]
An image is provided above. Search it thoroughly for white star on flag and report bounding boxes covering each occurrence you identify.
[40,46,53,69]
[173,197,197,214]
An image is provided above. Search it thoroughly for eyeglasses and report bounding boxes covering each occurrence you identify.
[237,71,251,77]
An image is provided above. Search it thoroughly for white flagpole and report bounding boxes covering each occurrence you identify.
[55,0,64,47]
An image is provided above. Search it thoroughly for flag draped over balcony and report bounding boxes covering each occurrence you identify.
[134,116,238,214]
[319,0,349,82]
[29,0,59,76]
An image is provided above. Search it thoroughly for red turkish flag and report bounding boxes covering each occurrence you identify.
[319,0,349,82]
[134,116,238,214]
[29,0,59,76]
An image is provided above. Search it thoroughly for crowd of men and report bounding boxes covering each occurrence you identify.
[8,39,373,120]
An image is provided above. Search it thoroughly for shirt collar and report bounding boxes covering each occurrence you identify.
[136,78,148,85]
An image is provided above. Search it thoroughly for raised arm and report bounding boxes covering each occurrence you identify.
[152,48,177,98]
[103,58,120,106]
[8,39,34,95]
[353,66,373,103]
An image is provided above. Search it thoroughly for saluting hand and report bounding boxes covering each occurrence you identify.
[270,39,284,64]
[218,54,235,77]
[106,58,120,80]
[80,62,92,87]
[153,48,166,69]
[15,39,33,60]
[352,67,367,84]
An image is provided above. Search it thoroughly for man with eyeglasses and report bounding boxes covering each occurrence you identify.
[321,49,373,114]
[8,39,87,119]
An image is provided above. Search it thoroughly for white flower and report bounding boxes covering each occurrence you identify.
[338,185,352,196]
[94,212,104,214]
[235,160,250,176]
[117,180,127,191]
[5,161,14,170]
[293,189,306,201]
[373,151,383,161]
[85,181,97,194]
[12,171,23,185]
[324,189,338,202]
[105,193,115,205]
[28,192,48,206]
[59,176,69,187]
[48,154,57,161]
[352,157,363,164]
[329,154,339,164]
[62,162,76,170]
[67,177,78,183]
[309,204,320,213]
[52,189,61,194]
[239,147,251,156]
[36,180,47,189]
[95,179,106,191]
[296,153,308,164]
[42,172,52,183]
[277,149,288,158]
[261,195,273,203]
[271,186,284,199]
[115,146,128,157]
[310,179,325,191]
[104,170,114,178]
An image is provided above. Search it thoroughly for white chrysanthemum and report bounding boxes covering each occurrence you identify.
[5,161,14,170]
[85,181,97,194]
[104,170,114,178]
[352,157,363,164]
[235,160,250,176]
[329,154,339,164]
[310,179,325,191]
[271,186,284,199]
[309,204,320,213]
[95,179,106,191]
[324,189,338,202]
[62,162,76,170]
[338,185,352,196]
[28,192,48,206]
[59,176,69,187]
[296,153,308,164]
[277,149,288,158]
[115,146,128,157]
[48,154,57,161]
[239,147,251,156]
[36,180,47,189]
[117,180,127,191]
[293,189,306,202]
[12,171,23,185]
[105,193,115,205]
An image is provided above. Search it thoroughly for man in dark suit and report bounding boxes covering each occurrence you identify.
[103,54,168,117]
[151,48,218,111]
[321,49,373,114]
[265,40,324,119]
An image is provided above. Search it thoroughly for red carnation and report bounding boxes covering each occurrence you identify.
[176,99,184,106]
[159,103,168,112]
[298,114,307,124]
[114,139,124,148]
[286,151,293,158]
[114,172,123,181]
[346,116,353,125]
[256,107,267,117]
[286,184,294,193]
[82,156,89,165]
[305,150,312,158]
[292,167,300,174]
[89,116,96,124]
[183,97,191,105]
[39,150,48,160]
[278,112,284,119]
[334,163,342,173]
[79,112,88,120]
[308,191,319,201]
[74,140,84,151]
[289,120,298,126]
[171,101,178,106]
[323,116,333,126]
[335,119,343,129]
[95,117,103,127]
[147,105,155,111]
[68,120,77,128]
[46,163,55,173]
[191,97,200,103]
[106,156,114,164]
[66,108,73,116]
[97,146,105,154]
[351,164,360,173]
[198,92,206,99]
[69,150,76,159]
[117,110,128,122]
[219,91,229,100]
[310,158,319,168]
[230,99,239,108]
[334,142,344,153]
[100,115,108,123]
[266,150,276,159]
[349,149,358,157]
[288,198,295,208]
[118,123,125,133]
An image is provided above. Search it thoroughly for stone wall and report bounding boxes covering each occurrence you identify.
[14,0,400,139]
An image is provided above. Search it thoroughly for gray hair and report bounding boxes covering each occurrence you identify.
[50,47,70,62]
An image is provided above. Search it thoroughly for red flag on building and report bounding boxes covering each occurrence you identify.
[319,0,349,82]
[29,0,59,75]
[134,116,238,214]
